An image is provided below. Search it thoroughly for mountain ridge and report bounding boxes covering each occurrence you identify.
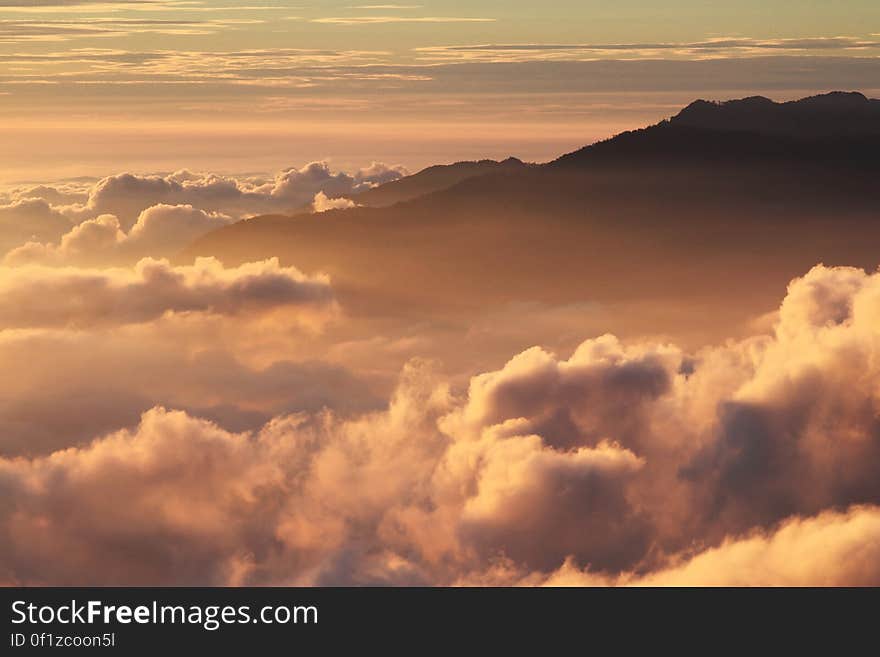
[552,90,880,168]
[672,91,880,136]
[181,91,880,345]
[350,157,529,208]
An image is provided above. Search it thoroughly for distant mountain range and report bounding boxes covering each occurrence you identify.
[184,91,880,344]
[669,91,880,137]
[352,157,529,208]
[553,91,880,168]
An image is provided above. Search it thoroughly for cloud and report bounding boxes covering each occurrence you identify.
[415,37,880,63]
[0,256,334,328]
[3,44,878,101]
[0,17,256,44]
[0,364,454,585]
[447,336,677,450]
[2,262,880,584]
[125,203,232,251]
[464,505,880,586]
[0,197,72,254]
[0,328,380,457]
[348,5,422,9]
[66,171,248,227]
[62,161,406,226]
[312,191,357,213]
[311,16,495,25]
[5,204,234,266]
[454,437,648,572]
[0,249,359,457]
[634,506,880,586]
[5,183,88,206]
[0,1,157,5]
[0,46,401,96]
[0,0,161,10]
[0,408,294,585]
[0,162,407,262]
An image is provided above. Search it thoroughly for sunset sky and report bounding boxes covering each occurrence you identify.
[1,2,880,588]
[1,0,879,180]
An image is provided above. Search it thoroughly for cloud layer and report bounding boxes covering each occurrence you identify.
[0,161,406,265]
[2,263,880,585]
[0,256,334,328]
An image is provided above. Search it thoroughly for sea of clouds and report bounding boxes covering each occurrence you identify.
[0,164,879,585]
[0,161,405,267]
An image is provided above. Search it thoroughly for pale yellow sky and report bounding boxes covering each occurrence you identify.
[1,1,878,182]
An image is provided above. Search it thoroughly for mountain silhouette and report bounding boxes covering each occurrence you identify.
[552,91,880,168]
[183,91,880,346]
[352,157,528,207]
[671,91,880,137]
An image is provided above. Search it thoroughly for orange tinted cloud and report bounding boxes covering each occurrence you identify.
[0,256,334,328]
[466,505,880,586]
[1,263,880,584]
[5,205,235,266]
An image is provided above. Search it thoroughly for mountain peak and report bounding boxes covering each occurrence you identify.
[351,156,528,208]
[670,91,879,137]
[682,96,775,111]
[797,90,869,106]
[551,91,880,168]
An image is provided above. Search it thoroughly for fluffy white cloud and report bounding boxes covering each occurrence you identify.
[63,161,407,227]
[312,191,358,213]
[0,162,408,264]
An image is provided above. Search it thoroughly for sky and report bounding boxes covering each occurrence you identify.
[0,0,879,181]
[2,2,880,586]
